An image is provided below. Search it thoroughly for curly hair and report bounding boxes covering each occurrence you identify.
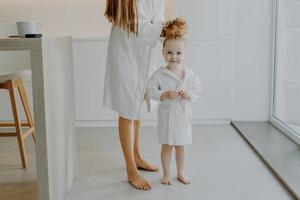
[161,17,187,39]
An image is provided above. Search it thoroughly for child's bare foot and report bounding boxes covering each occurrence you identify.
[128,171,152,190]
[161,175,172,185]
[177,173,191,185]
[135,158,159,171]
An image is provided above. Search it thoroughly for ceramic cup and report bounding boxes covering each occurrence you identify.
[16,21,41,38]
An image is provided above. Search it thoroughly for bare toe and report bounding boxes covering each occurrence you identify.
[128,171,152,190]
[146,182,151,189]
[146,183,151,190]
[161,176,172,185]
[177,175,190,185]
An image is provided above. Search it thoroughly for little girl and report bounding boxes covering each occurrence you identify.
[147,17,202,185]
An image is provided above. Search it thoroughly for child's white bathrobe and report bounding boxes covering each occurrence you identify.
[147,66,202,145]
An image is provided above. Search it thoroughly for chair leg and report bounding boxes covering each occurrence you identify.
[7,80,27,169]
[16,79,36,144]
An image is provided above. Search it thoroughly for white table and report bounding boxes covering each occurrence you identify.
[0,37,76,200]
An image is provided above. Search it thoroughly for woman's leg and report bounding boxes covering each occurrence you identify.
[160,144,173,185]
[118,116,151,190]
[175,145,190,184]
[133,120,159,171]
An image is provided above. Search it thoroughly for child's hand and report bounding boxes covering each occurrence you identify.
[178,89,190,100]
[160,91,178,101]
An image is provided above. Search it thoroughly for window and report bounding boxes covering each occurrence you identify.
[271,0,300,144]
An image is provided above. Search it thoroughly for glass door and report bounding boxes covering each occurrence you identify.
[271,0,300,145]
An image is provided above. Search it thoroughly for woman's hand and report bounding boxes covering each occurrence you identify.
[178,89,190,100]
[160,91,178,101]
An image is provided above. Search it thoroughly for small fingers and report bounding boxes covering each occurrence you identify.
[170,92,178,98]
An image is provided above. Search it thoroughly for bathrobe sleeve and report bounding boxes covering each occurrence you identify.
[147,72,165,103]
[137,0,164,47]
[187,71,202,103]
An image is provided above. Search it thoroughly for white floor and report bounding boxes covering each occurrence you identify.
[66,125,293,200]
[232,121,300,199]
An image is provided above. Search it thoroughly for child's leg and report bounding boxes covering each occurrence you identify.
[133,120,159,171]
[175,145,190,184]
[161,144,173,185]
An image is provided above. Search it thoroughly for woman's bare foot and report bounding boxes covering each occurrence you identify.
[177,173,191,185]
[161,175,172,185]
[128,170,152,190]
[135,158,159,171]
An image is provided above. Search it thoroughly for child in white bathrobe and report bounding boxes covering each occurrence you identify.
[147,18,202,185]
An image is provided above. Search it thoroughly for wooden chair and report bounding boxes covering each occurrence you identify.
[0,70,35,168]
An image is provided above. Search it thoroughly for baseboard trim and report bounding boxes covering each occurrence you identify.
[76,119,231,127]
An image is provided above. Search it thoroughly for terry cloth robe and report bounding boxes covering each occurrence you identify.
[103,0,164,120]
[147,66,202,145]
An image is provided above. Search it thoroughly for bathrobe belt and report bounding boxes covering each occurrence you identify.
[176,82,188,113]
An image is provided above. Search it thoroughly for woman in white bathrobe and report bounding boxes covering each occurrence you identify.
[103,0,164,190]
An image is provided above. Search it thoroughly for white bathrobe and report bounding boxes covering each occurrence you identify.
[103,0,164,120]
[147,67,202,145]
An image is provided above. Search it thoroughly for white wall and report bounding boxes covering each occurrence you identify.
[0,0,274,126]
[232,0,273,121]
[72,0,234,126]
[0,0,110,38]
